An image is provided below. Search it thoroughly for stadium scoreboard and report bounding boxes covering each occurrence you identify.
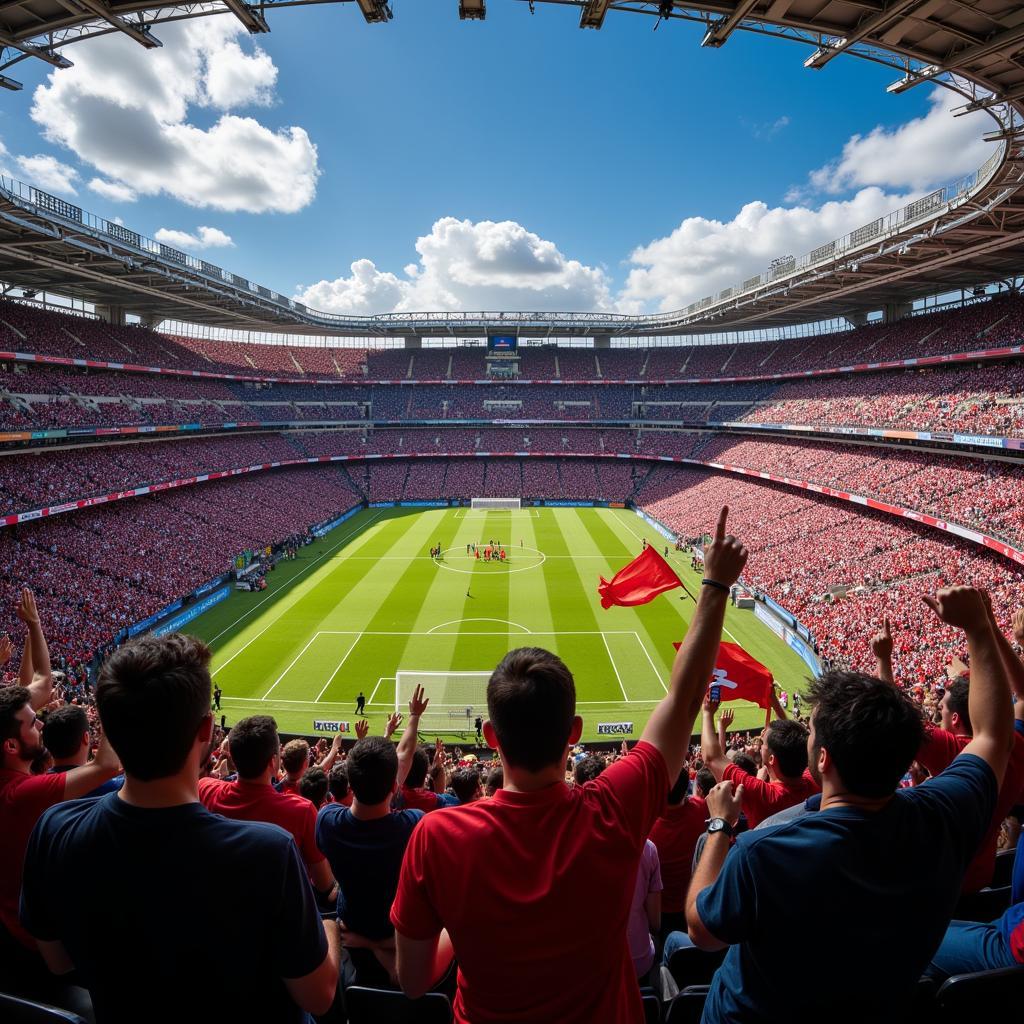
[488,335,517,352]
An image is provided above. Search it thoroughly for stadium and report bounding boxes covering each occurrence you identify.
[0,2,1023,1022]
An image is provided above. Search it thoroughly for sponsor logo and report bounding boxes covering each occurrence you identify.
[313,720,351,734]
[597,722,634,735]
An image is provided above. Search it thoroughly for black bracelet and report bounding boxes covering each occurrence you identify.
[701,578,730,593]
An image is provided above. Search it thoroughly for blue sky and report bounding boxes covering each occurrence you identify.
[0,3,994,315]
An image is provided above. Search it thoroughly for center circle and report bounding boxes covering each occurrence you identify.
[435,545,547,575]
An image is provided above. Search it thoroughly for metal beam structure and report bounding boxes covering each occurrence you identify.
[701,0,759,49]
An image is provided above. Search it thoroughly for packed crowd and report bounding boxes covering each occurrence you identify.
[1,512,1021,1024]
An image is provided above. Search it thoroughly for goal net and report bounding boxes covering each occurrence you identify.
[471,497,521,510]
[395,670,490,732]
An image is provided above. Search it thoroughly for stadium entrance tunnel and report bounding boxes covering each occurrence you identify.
[436,545,546,575]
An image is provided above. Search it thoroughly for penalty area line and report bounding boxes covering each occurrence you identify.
[315,633,363,703]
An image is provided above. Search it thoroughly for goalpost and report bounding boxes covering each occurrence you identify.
[395,670,491,734]
[470,497,521,510]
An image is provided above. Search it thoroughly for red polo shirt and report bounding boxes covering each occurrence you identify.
[649,796,707,913]
[198,777,324,870]
[399,786,444,812]
[917,726,1024,893]
[0,769,65,947]
[721,762,819,828]
[392,740,668,1024]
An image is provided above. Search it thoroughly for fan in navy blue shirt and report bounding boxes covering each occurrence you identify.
[686,587,1013,1024]
[20,632,341,1024]
[42,705,123,797]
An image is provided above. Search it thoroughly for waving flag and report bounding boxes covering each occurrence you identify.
[599,546,684,609]
[672,640,774,709]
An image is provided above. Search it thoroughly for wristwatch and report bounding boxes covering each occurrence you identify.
[706,817,735,838]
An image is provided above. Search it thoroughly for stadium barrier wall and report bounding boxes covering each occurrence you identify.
[5,449,1024,570]
[151,584,232,637]
[6,339,1024,389]
[311,503,365,537]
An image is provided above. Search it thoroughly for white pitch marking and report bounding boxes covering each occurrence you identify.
[316,633,363,702]
[601,632,630,703]
[632,631,669,694]
[261,634,321,700]
[367,676,392,705]
[210,509,385,673]
[426,617,532,635]
[315,629,639,636]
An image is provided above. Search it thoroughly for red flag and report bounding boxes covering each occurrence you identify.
[599,546,683,609]
[672,640,774,709]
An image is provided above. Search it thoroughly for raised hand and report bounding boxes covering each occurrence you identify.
[1013,607,1024,646]
[703,691,721,717]
[385,711,403,739]
[16,587,40,626]
[0,635,11,666]
[922,587,989,634]
[408,684,429,718]
[355,719,369,741]
[719,707,735,731]
[703,507,748,590]
[870,616,893,660]
[706,779,744,827]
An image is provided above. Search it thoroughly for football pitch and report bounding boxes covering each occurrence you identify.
[187,507,813,742]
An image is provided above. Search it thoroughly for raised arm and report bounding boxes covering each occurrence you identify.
[395,686,427,790]
[16,589,53,709]
[871,616,895,685]
[641,506,748,782]
[923,587,1013,782]
[317,732,344,774]
[700,698,729,780]
[62,732,121,800]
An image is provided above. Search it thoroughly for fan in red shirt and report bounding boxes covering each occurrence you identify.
[391,506,749,1024]
[649,767,714,934]
[700,705,818,828]
[198,715,336,900]
[872,607,1024,893]
[277,738,310,795]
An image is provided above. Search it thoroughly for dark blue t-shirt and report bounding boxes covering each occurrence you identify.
[47,764,124,797]
[697,754,997,1024]
[21,793,327,1024]
[316,805,423,940]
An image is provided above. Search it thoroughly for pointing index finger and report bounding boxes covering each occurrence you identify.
[715,506,729,543]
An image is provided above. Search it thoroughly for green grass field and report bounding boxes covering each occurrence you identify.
[186,507,813,742]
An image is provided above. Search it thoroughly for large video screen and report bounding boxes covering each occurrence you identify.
[488,335,517,352]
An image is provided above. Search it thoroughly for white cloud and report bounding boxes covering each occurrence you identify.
[87,177,136,203]
[617,187,913,313]
[154,225,234,251]
[798,88,992,197]
[29,20,317,213]
[15,154,78,195]
[295,217,614,314]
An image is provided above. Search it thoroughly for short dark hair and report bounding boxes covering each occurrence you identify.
[573,754,606,785]
[405,746,430,789]
[484,765,503,795]
[228,715,279,779]
[450,767,481,803]
[281,738,309,774]
[946,677,972,735]
[695,767,716,798]
[328,763,349,801]
[299,765,329,807]
[346,736,398,804]
[97,633,211,781]
[808,670,924,799]
[487,647,576,772]
[730,752,757,776]
[0,685,31,744]
[764,719,810,779]
[41,704,89,760]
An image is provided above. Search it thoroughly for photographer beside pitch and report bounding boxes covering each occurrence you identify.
[391,506,749,1023]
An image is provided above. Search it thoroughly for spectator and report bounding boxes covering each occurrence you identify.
[391,506,748,1021]
[572,754,606,785]
[448,767,482,806]
[684,587,1013,1024]
[299,766,329,809]
[41,704,123,797]
[649,766,710,936]
[316,689,427,981]
[328,763,352,806]
[20,632,341,1022]
[701,706,816,827]
[198,715,337,903]
[278,738,310,795]
[398,743,458,811]
[483,765,503,797]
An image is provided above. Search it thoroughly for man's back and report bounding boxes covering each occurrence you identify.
[649,797,706,913]
[698,755,997,1023]
[316,805,422,940]
[21,793,327,1024]
[392,741,667,1024]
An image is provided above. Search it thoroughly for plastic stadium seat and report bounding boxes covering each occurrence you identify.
[992,847,1016,889]
[0,992,88,1023]
[344,985,453,1024]
[642,991,660,1024]
[664,985,709,1024]
[665,946,725,989]
[952,885,1012,923]
[936,965,1024,1017]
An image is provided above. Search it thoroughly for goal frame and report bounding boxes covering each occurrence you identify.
[470,497,522,510]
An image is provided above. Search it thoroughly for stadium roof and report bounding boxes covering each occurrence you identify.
[0,1,1023,336]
